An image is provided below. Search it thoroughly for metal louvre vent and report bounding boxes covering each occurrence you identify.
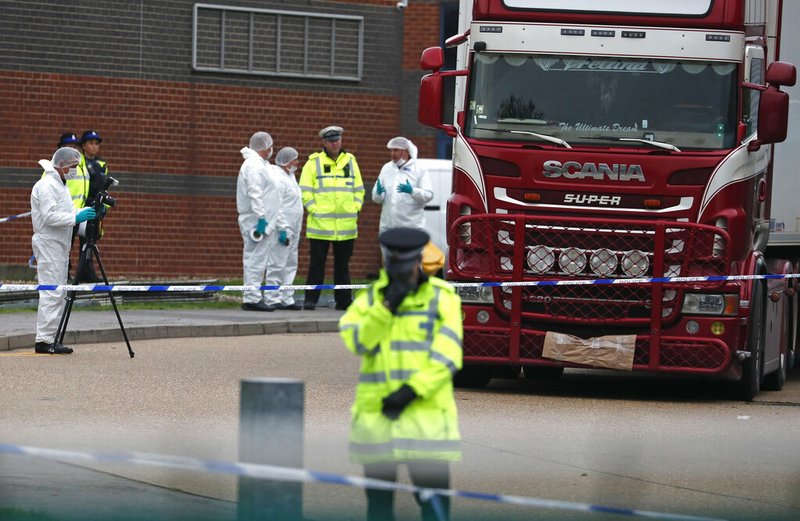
[193,3,363,81]
[451,214,730,323]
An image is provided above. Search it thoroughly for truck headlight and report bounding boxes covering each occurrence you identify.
[457,285,495,304]
[621,250,649,277]
[681,293,738,316]
[527,245,555,274]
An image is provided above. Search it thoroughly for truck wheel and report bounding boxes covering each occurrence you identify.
[492,365,521,379]
[523,366,564,381]
[735,281,764,401]
[454,366,492,388]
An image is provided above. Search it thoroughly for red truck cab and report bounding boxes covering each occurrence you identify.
[419,0,796,399]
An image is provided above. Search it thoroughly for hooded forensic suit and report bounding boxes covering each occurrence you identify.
[371,142,434,234]
[237,147,286,304]
[264,164,304,307]
[31,159,78,343]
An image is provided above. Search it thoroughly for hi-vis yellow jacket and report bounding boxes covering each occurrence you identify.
[42,155,88,209]
[63,154,108,209]
[299,150,364,241]
[339,271,463,464]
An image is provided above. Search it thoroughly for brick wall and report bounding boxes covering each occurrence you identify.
[0,70,398,279]
[400,1,442,159]
[0,0,426,281]
[402,2,443,71]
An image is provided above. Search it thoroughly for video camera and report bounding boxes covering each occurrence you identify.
[81,176,119,243]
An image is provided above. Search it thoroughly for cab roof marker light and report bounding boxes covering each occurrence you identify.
[561,28,585,36]
[622,31,646,39]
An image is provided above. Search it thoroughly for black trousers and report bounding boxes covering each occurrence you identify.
[364,460,450,521]
[67,225,98,283]
[74,235,99,283]
[305,238,354,307]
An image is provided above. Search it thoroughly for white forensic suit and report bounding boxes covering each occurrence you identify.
[371,156,434,234]
[236,147,285,304]
[31,160,77,343]
[264,165,304,307]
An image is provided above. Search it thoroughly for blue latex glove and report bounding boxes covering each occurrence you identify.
[278,230,289,246]
[75,207,97,224]
[255,217,268,235]
[397,180,413,194]
[376,179,385,195]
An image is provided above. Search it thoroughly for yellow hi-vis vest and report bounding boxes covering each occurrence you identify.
[41,154,88,209]
[339,271,463,464]
[67,154,91,209]
[299,150,364,241]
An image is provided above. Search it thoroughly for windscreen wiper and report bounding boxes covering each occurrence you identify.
[584,136,681,152]
[475,126,572,148]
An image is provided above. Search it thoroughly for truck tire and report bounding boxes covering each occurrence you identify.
[736,280,764,401]
[523,366,564,381]
[453,366,492,388]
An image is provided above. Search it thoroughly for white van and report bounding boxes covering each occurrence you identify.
[416,158,453,260]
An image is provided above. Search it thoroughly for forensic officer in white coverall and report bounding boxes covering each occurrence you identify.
[236,131,285,311]
[264,147,304,310]
[31,147,97,354]
[371,137,434,234]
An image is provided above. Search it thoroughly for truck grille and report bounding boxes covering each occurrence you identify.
[451,214,730,324]
[463,327,730,372]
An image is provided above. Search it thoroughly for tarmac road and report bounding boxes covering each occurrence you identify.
[1,332,799,521]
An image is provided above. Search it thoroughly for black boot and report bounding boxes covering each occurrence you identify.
[35,342,74,354]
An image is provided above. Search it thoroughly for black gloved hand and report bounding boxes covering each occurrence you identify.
[381,384,417,420]
[383,274,414,314]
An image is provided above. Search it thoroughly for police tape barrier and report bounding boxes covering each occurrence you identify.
[0,443,727,521]
[0,211,31,223]
[0,273,799,293]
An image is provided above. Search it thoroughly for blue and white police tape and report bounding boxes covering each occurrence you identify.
[0,211,31,223]
[0,272,799,293]
[0,443,726,521]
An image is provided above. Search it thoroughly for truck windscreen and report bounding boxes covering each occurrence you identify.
[465,54,738,150]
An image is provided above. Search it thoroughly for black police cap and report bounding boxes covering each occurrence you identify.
[58,132,79,147]
[81,130,102,144]
[379,228,429,273]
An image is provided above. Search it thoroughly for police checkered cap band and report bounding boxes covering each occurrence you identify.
[319,125,344,140]
[381,245,425,263]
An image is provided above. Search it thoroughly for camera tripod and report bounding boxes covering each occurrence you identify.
[54,236,135,358]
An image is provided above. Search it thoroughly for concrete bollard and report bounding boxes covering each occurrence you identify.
[237,377,304,521]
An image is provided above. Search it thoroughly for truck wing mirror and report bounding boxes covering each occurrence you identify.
[748,62,796,151]
[421,47,444,71]
[419,74,456,136]
[765,61,796,87]
[758,89,790,143]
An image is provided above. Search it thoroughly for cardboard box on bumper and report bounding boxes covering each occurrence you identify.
[542,331,636,371]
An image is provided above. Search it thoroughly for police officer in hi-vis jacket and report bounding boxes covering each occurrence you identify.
[339,227,463,521]
[299,125,364,310]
